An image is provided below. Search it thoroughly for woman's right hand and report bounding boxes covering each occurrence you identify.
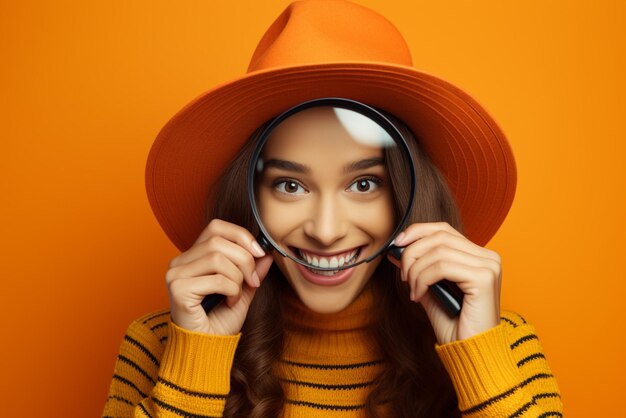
[165,219,274,335]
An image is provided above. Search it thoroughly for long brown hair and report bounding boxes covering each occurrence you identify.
[207,110,462,417]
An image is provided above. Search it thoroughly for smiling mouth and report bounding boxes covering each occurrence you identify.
[291,246,362,276]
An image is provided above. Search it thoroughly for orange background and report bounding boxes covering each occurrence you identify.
[1,1,624,416]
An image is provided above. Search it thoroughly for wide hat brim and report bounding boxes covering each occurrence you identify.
[146,61,517,252]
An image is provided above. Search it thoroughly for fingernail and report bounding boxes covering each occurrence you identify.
[395,232,406,245]
[252,271,261,288]
[251,240,265,257]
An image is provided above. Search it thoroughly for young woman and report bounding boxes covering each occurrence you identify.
[102,1,562,417]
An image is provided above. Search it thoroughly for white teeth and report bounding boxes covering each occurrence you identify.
[329,257,339,268]
[298,248,360,269]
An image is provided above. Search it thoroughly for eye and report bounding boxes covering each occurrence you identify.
[347,177,381,193]
[274,179,307,195]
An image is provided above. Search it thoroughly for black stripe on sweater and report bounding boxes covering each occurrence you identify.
[142,311,170,324]
[512,312,528,324]
[280,359,384,370]
[158,376,228,399]
[113,374,147,398]
[534,392,560,401]
[124,335,160,367]
[150,322,168,332]
[500,317,519,328]
[107,394,134,406]
[151,396,221,417]
[281,378,375,390]
[537,412,563,417]
[509,393,561,418]
[286,399,365,411]
[510,334,539,349]
[517,353,546,367]
[509,400,534,417]
[462,373,554,415]
[117,354,156,385]
[137,402,154,418]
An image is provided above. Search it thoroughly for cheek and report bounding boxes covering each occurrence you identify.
[351,196,396,238]
[373,198,395,233]
[257,190,303,240]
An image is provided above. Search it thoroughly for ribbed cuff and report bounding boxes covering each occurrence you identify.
[435,324,519,410]
[159,321,241,394]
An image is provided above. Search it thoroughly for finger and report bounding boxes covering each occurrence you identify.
[225,290,243,308]
[394,222,464,247]
[411,261,497,302]
[170,274,241,307]
[236,281,258,307]
[418,291,439,317]
[254,254,274,283]
[193,219,265,257]
[169,252,245,288]
[176,236,259,287]
[195,275,243,308]
[403,244,500,288]
[400,232,499,279]
[227,255,272,308]
[226,255,274,308]
[386,253,402,270]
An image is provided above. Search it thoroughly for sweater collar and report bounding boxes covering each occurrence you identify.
[279,283,382,364]
[281,284,376,333]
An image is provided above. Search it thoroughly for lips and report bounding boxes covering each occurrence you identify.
[288,246,364,285]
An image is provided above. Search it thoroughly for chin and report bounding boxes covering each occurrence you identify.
[295,289,357,314]
[274,253,383,314]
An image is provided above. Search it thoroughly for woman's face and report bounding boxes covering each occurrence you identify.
[257,106,395,313]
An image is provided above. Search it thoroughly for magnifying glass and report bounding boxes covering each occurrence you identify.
[201,98,463,316]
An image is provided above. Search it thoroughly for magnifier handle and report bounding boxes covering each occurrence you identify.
[388,244,463,317]
[256,234,272,252]
[201,294,225,313]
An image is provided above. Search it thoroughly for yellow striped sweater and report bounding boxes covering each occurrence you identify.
[102,289,563,417]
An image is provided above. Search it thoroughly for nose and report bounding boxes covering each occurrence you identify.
[303,194,349,247]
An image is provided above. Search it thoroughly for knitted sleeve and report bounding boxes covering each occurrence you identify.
[435,310,563,417]
[101,309,241,417]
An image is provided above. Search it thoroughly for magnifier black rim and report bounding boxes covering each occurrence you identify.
[247,97,417,270]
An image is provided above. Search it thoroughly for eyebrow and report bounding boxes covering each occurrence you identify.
[263,159,310,174]
[342,157,385,174]
[262,157,385,174]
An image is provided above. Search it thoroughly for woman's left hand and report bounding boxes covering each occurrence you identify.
[388,222,502,345]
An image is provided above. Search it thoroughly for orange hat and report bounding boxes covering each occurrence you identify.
[146,0,516,252]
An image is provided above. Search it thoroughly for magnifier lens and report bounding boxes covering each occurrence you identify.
[250,101,414,272]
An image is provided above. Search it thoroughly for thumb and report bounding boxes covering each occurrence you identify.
[386,253,402,269]
[235,254,274,308]
[419,291,440,319]
[255,254,274,283]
